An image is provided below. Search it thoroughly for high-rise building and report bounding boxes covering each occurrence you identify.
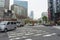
[11,4,27,19]
[12,0,28,19]
[0,0,10,18]
[30,11,34,19]
[14,0,28,8]
[48,0,60,21]
[42,12,48,17]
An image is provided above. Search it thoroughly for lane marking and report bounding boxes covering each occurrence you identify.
[43,31,46,32]
[9,37,20,40]
[25,39,32,40]
[22,36,28,38]
[43,33,56,37]
[42,32,49,34]
[29,33,34,35]
[9,39,13,40]
[34,34,42,36]
[14,37,20,39]
[8,36,16,38]
[25,34,31,35]
[8,33,24,38]
[25,33,34,35]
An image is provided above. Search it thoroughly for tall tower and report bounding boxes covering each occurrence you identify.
[48,0,60,20]
[30,11,34,19]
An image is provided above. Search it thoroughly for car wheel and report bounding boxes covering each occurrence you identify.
[4,28,8,32]
[14,27,16,30]
[22,25,24,27]
[21,25,24,27]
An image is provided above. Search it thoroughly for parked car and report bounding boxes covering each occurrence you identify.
[16,21,24,27]
[27,23,34,26]
[0,21,17,32]
[44,23,54,26]
[44,24,52,26]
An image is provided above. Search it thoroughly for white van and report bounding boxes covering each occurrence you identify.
[0,21,17,32]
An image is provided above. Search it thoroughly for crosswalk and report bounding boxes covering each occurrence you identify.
[7,28,57,40]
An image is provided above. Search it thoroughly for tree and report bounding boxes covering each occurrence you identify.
[39,20,42,24]
[42,16,48,23]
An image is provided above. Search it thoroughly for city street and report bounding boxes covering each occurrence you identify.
[0,0,60,40]
[0,25,60,40]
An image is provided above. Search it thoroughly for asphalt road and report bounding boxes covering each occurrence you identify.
[0,32,9,40]
[0,25,60,40]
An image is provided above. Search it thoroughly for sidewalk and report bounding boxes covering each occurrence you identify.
[53,26,60,29]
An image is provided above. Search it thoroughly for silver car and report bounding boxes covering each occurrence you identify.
[0,21,17,32]
[16,21,24,27]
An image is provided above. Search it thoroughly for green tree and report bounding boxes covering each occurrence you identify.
[42,16,48,23]
[39,20,42,24]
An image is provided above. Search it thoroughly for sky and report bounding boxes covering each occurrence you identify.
[10,0,48,20]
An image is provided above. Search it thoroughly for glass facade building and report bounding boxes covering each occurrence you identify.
[30,11,34,19]
[11,4,27,19]
[0,0,5,7]
[14,0,28,8]
[48,0,60,20]
[12,0,28,19]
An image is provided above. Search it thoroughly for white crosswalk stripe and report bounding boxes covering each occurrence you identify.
[25,39,32,40]
[33,34,42,36]
[8,32,56,40]
[9,37,21,40]
[43,33,56,37]
[7,27,57,40]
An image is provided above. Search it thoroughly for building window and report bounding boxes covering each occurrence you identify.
[50,2,53,4]
[50,6,53,8]
[50,0,53,2]
[57,5,59,8]
[0,0,5,7]
[57,2,58,4]
[56,0,59,2]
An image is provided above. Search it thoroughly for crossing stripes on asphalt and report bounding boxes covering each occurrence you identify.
[25,39,32,40]
[33,34,42,36]
[7,30,57,40]
[9,37,21,40]
[25,33,34,35]
[43,33,56,37]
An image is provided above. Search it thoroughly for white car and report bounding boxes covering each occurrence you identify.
[0,21,17,32]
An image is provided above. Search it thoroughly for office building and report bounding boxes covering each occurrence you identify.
[42,12,48,17]
[30,11,34,19]
[0,0,10,18]
[14,0,28,8]
[11,0,28,19]
[48,0,60,21]
[11,4,27,19]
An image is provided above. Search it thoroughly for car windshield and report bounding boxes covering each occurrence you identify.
[17,22,20,23]
[0,21,7,25]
